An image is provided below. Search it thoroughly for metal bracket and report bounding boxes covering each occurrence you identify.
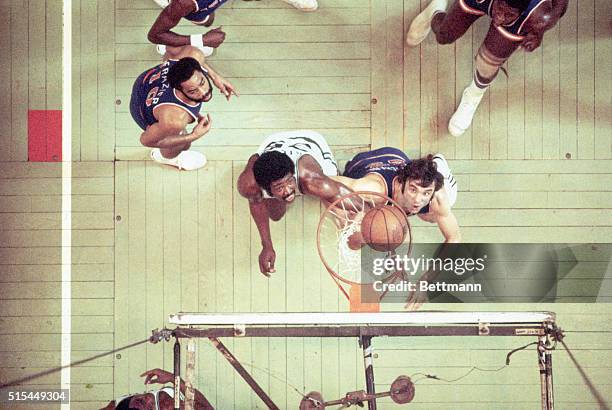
[478,322,490,336]
[234,324,246,337]
[150,328,173,344]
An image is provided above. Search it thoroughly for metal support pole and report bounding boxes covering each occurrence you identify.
[174,339,181,410]
[360,336,377,410]
[209,337,280,410]
[538,337,554,410]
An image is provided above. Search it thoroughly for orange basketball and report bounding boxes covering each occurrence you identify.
[360,205,408,252]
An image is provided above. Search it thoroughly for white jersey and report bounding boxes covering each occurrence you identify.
[256,130,339,198]
[115,387,182,410]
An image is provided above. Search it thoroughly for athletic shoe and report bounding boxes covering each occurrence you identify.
[405,0,448,46]
[448,87,485,137]
[151,148,207,171]
[156,44,214,57]
[152,0,170,8]
[282,0,318,11]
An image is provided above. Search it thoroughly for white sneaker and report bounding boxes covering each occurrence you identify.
[448,87,485,137]
[406,0,448,46]
[152,0,170,8]
[282,0,318,11]
[151,148,207,171]
[156,44,214,57]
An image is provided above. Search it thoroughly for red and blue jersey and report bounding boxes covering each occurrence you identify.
[343,148,433,215]
[459,0,550,40]
[129,60,202,130]
[185,0,230,24]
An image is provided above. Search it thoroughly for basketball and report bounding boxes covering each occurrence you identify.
[360,205,408,252]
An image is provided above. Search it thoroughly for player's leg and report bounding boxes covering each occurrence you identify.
[406,0,480,47]
[448,24,520,136]
[265,199,288,221]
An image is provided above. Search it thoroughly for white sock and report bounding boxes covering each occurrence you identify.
[424,0,447,19]
[466,79,488,98]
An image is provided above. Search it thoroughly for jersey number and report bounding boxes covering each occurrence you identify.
[145,87,159,107]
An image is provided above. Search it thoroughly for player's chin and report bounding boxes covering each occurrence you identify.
[283,193,296,203]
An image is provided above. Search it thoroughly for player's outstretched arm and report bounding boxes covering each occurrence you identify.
[147,0,196,46]
[237,157,276,276]
[434,201,461,243]
[140,110,211,149]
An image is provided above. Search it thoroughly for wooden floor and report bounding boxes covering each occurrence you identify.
[0,0,611,408]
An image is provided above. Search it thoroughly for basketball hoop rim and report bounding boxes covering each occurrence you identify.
[316,191,413,289]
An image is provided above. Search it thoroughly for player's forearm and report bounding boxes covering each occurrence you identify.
[149,132,199,149]
[147,29,191,47]
[249,201,274,249]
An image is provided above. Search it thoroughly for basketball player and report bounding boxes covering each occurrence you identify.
[130,45,238,171]
[331,148,461,243]
[406,0,568,136]
[148,0,228,57]
[238,130,354,275]
[149,0,319,55]
[100,368,213,409]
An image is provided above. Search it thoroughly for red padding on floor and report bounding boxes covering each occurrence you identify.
[28,110,62,162]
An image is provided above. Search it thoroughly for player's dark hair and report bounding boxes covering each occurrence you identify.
[503,0,530,10]
[253,151,295,195]
[167,57,204,90]
[115,396,137,410]
[396,154,444,193]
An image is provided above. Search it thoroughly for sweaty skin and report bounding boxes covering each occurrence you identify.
[238,154,353,275]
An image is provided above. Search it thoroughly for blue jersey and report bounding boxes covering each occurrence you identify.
[185,0,230,24]
[343,147,431,215]
[459,0,550,40]
[129,60,202,131]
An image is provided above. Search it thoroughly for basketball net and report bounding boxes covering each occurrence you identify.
[317,191,412,313]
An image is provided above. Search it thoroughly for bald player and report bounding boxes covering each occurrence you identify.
[237,130,354,275]
[406,0,568,136]
[332,148,461,243]
[129,45,237,170]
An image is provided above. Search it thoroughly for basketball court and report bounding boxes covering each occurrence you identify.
[0,0,611,408]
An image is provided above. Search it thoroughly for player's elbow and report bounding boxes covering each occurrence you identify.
[140,133,158,148]
[147,28,161,44]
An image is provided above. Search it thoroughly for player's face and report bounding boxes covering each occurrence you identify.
[269,174,297,203]
[180,70,213,103]
[491,0,522,26]
[398,180,436,214]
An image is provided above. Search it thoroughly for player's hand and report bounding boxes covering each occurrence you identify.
[211,75,239,101]
[521,31,543,52]
[259,246,276,276]
[201,27,226,48]
[190,113,212,140]
[405,288,428,311]
[141,368,173,385]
